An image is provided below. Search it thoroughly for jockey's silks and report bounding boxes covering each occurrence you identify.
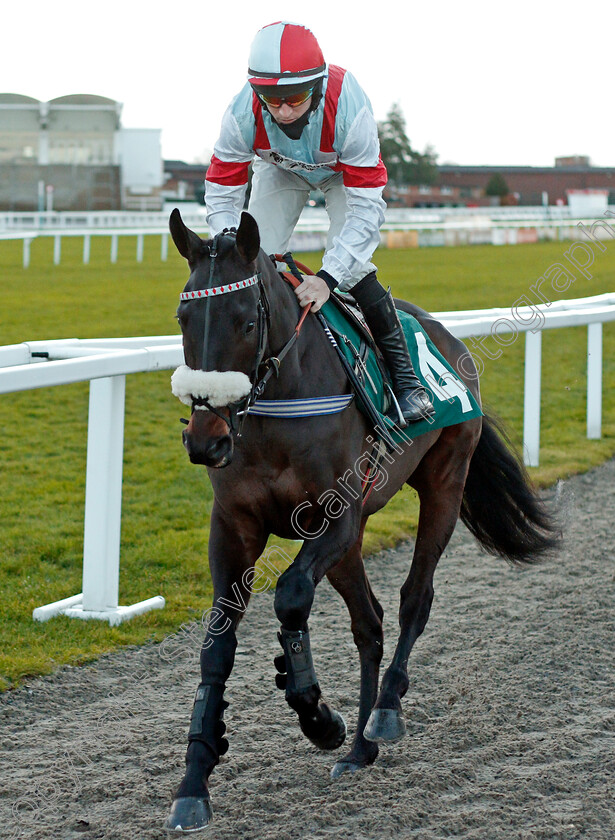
[205,65,387,286]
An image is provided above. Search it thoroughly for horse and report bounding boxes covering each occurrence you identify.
[164,208,560,833]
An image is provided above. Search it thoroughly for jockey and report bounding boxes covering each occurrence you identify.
[205,21,434,425]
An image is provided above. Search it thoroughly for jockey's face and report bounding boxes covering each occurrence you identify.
[268,96,312,125]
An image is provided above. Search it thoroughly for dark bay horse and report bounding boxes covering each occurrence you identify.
[165,209,559,833]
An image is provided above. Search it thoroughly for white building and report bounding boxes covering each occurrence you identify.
[0,93,163,210]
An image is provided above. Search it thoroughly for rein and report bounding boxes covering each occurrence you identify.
[247,251,316,403]
[248,255,313,392]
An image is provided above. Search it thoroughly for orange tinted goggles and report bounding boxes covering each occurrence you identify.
[259,88,314,108]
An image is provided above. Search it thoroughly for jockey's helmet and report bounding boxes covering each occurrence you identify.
[248,21,326,90]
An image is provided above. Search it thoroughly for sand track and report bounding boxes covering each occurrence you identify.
[1,460,614,839]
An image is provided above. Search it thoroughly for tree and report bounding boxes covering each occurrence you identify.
[485,173,510,198]
[377,103,438,186]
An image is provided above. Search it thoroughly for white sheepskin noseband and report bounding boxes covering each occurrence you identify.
[171,365,252,409]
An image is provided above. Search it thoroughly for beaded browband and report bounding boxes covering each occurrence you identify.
[179,274,260,301]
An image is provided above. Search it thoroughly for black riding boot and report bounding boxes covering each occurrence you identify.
[351,273,435,426]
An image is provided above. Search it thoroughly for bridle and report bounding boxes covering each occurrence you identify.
[179,229,312,437]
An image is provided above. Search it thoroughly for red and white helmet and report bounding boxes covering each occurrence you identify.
[248,21,326,88]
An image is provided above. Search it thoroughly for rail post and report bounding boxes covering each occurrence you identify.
[32,373,165,625]
[587,322,603,439]
[523,330,542,467]
[81,375,126,611]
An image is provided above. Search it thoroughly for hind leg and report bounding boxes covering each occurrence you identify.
[273,507,363,753]
[326,520,384,777]
[365,426,478,742]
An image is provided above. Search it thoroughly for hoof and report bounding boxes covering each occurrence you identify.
[363,708,406,743]
[331,739,378,778]
[330,757,370,779]
[165,797,212,834]
[300,705,347,750]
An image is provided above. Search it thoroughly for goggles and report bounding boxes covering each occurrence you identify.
[259,87,314,109]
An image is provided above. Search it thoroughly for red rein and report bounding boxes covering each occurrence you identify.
[274,254,316,335]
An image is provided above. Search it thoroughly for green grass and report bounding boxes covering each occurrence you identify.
[1,233,614,689]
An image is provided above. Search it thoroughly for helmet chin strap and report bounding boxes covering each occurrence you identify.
[308,77,324,112]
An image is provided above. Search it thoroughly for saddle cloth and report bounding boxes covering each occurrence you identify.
[319,293,483,444]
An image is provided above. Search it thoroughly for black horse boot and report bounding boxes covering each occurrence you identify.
[351,273,435,426]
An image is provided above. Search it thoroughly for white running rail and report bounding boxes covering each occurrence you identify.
[1,294,614,624]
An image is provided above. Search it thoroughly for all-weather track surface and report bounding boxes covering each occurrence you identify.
[1,460,613,840]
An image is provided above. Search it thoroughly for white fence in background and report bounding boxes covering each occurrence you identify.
[0,204,598,232]
[1,205,613,266]
[1,293,614,625]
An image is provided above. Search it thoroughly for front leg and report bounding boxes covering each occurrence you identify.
[273,506,361,751]
[166,506,267,834]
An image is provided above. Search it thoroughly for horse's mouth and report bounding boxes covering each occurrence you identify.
[186,447,233,469]
[187,449,233,468]
[210,454,232,469]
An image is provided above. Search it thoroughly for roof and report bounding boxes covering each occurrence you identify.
[49,94,118,106]
[438,164,615,175]
[0,93,40,105]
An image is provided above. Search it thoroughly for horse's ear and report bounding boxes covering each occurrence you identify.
[169,208,203,262]
[236,212,260,264]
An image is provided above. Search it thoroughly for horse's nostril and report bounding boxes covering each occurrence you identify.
[182,430,233,467]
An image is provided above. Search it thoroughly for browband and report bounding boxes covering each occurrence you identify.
[180,273,261,301]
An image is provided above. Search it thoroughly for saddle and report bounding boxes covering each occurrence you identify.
[322,290,394,411]
[321,290,482,443]
[276,254,482,449]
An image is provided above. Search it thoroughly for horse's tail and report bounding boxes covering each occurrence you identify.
[460,412,562,564]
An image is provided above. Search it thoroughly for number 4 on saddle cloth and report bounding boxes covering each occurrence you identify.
[317,291,483,448]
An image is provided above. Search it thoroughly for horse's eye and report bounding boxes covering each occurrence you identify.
[245,321,256,335]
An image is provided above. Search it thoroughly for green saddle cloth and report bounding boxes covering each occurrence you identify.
[319,297,482,444]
